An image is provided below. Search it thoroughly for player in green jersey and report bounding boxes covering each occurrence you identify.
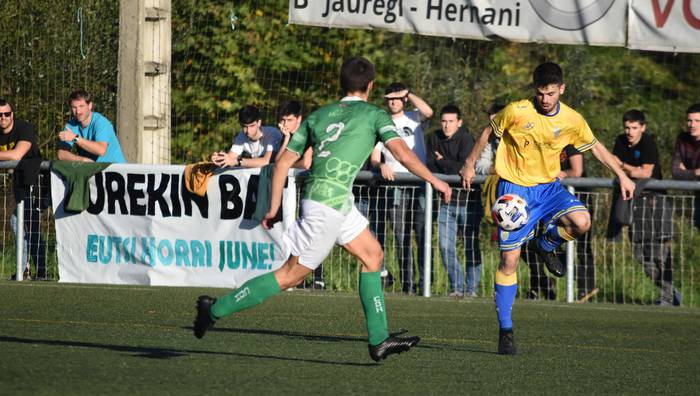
[193,57,451,362]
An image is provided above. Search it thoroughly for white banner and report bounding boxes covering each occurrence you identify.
[629,0,700,53]
[51,164,296,288]
[289,0,627,47]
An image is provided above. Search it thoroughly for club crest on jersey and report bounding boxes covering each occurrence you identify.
[524,122,535,130]
[552,127,561,138]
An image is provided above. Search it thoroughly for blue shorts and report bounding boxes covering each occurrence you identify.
[497,179,587,251]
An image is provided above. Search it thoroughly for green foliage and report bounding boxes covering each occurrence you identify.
[0,0,119,156]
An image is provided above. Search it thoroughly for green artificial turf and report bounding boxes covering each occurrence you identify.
[1,281,697,394]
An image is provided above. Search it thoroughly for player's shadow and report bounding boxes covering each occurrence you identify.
[202,326,366,343]
[0,335,375,367]
[195,326,497,355]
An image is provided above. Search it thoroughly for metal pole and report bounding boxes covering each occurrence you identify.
[422,182,433,297]
[566,185,575,303]
[15,199,24,281]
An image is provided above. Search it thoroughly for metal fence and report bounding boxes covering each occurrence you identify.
[2,163,699,307]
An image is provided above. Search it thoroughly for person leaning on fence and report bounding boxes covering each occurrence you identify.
[461,62,635,355]
[192,56,452,362]
[0,98,48,280]
[369,82,432,294]
[427,104,483,298]
[275,100,313,170]
[57,89,126,163]
[211,105,282,168]
[611,109,682,307]
[475,103,505,244]
[671,103,700,230]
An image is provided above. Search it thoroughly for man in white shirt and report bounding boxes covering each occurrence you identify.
[212,105,282,168]
[370,82,432,294]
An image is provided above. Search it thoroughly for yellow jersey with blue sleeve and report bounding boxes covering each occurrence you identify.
[490,99,597,186]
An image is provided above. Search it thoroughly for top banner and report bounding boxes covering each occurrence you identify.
[289,1,700,53]
[629,0,700,53]
[290,0,627,47]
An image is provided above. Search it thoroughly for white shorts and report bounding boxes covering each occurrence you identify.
[283,199,368,270]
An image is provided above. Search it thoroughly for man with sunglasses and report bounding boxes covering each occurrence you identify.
[0,98,47,279]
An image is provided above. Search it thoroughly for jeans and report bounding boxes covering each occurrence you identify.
[388,187,425,293]
[438,193,482,294]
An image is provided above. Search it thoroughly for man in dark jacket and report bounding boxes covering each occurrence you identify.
[0,98,47,280]
[427,104,482,297]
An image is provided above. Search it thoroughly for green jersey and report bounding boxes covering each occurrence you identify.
[287,98,400,214]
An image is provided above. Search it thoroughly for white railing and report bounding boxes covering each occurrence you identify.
[2,161,699,307]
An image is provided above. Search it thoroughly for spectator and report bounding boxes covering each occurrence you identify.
[275,100,321,289]
[476,103,505,242]
[370,83,432,294]
[276,101,312,169]
[352,159,394,288]
[0,98,47,280]
[212,105,282,168]
[612,109,681,306]
[427,105,482,297]
[58,89,126,163]
[671,103,700,230]
[474,103,505,176]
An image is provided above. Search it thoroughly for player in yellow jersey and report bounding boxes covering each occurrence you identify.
[461,62,635,355]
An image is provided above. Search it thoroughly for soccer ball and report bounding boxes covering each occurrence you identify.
[492,194,529,231]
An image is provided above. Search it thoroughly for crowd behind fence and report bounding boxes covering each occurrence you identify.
[1,163,698,307]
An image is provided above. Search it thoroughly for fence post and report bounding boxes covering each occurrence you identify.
[15,199,24,281]
[422,181,433,297]
[566,185,575,303]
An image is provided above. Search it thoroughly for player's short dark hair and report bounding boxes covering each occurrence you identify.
[277,100,302,120]
[487,103,505,116]
[686,103,700,115]
[385,82,407,95]
[68,89,93,104]
[239,105,261,125]
[340,57,375,94]
[0,98,9,108]
[623,109,646,125]
[440,104,462,119]
[533,62,563,88]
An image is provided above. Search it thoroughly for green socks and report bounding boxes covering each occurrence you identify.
[210,271,389,346]
[359,271,389,345]
[211,272,281,319]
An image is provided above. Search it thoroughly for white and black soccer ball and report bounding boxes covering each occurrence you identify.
[491,194,529,231]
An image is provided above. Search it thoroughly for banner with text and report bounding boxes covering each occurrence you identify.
[629,0,700,53]
[51,164,296,288]
[289,0,627,47]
